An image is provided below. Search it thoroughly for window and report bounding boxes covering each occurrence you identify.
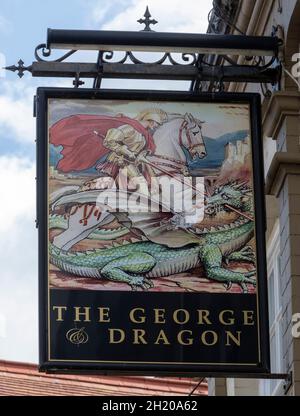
[260,221,284,396]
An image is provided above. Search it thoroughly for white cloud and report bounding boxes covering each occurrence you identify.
[0,155,35,231]
[0,243,38,363]
[0,313,6,338]
[93,0,213,33]
[0,80,35,144]
[0,15,12,35]
[91,1,115,25]
[0,78,73,146]
[0,155,38,363]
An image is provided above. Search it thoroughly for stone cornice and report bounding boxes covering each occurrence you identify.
[262,91,300,138]
[265,152,300,195]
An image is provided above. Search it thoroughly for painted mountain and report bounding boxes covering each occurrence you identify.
[187,130,248,170]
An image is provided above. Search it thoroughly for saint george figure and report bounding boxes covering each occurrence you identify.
[97,108,167,190]
[50,108,168,192]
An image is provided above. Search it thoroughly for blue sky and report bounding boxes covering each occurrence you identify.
[0,0,213,363]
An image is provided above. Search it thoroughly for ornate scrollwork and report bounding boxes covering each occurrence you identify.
[99,50,197,66]
[34,43,77,62]
[168,53,197,66]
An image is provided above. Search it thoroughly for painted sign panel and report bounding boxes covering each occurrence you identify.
[37,88,269,374]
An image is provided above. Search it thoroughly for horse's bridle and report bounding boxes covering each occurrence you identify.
[178,120,204,152]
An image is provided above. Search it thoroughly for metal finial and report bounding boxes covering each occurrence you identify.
[137,6,158,32]
[4,59,32,78]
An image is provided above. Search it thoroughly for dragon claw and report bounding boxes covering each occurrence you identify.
[240,282,248,293]
[129,276,153,291]
[223,281,232,290]
[144,278,154,289]
[226,246,255,264]
[237,270,256,293]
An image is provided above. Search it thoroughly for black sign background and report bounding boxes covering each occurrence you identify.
[37,88,270,375]
[50,290,259,366]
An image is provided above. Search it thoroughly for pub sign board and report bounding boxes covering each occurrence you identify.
[37,87,270,375]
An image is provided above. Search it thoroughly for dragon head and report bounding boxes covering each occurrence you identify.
[205,182,252,217]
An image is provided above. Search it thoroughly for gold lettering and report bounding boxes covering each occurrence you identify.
[177,330,193,345]
[243,310,255,325]
[74,306,91,322]
[133,329,147,344]
[53,306,67,321]
[98,307,110,323]
[108,329,125,344]
[154,309,166,324]
[154,329,171,345]
[201,330,218,345]
[129,308,146,324]
[225,331,241,346]
[173,309,190,324]
[219,310,235,325]
[197,310,212,325]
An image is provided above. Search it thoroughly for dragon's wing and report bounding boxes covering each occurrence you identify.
[109,190,203,247]
[49,185,80,205]
[51,189,102,210]
[50,188,203,247]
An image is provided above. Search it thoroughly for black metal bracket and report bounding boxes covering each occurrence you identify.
[4,6,283,91]
[92,51,103,89]
[73,72,85,88]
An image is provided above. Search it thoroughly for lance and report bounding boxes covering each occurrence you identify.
[138,156,254,222]
[93,131,253,222]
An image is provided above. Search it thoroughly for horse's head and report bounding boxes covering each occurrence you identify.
[180,113,206,160]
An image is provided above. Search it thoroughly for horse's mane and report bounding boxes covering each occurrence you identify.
[155,114,203,138]
[166,113,205,125]
[154,117,183,140]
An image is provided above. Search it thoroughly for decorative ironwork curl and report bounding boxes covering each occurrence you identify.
[182,53,197,65]
[101,51,114,61]
[34,43,77,62]
[168,53,197,66]
[221,54,277,71]
[99,50,197,66]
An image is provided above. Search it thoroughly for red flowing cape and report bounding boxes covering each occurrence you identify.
[50,114,156,172]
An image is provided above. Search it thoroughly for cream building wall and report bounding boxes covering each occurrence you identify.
[207,0,300,396]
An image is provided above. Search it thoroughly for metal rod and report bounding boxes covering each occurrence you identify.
[31,61,280,84]
[47,29,280,57]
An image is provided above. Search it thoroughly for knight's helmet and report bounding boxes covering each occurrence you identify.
[136,108,168,125]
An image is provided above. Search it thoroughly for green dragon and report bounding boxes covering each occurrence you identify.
[50,182,256,292]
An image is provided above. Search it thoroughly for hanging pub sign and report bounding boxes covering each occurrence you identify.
[37,88,270,375]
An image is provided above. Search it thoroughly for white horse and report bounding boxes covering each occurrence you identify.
[154,113,206,162]
[51,113,206,250]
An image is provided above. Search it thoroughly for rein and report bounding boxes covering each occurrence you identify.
[178,120,204,151]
